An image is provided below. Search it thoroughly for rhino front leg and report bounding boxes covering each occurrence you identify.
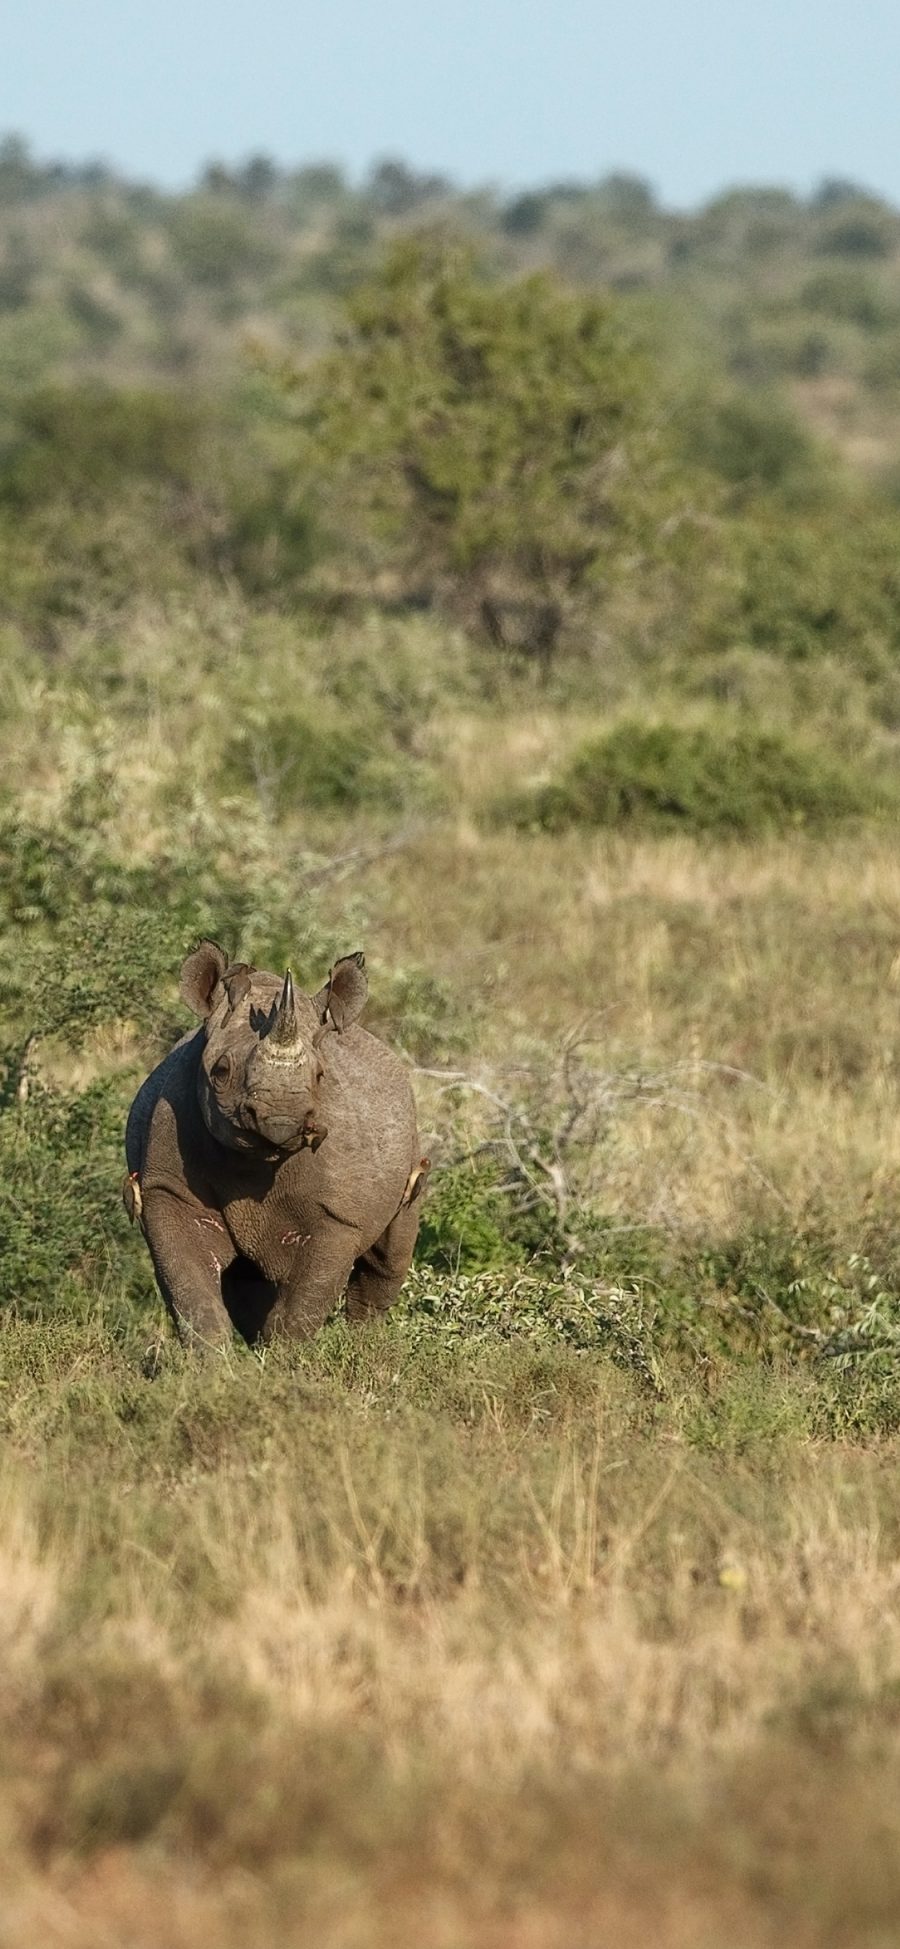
[268,1221,360,1340]
[141,1187,236,1351]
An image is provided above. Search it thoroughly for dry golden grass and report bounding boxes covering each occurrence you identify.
[10,645,900,1237]
[1,1412,899,1949]
[347,814,900,1234]
[4,605,900,1945]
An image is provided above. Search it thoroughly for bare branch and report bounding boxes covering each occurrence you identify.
[407,1031,776,1239]
[298,825,428,891]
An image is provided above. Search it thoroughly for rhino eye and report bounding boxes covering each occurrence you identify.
[210,1055,232,1085]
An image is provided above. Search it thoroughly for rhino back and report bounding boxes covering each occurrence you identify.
[125,1029,204,1179]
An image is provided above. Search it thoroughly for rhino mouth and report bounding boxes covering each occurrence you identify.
[237,1108,326,1157]
[234,1103,301,1149]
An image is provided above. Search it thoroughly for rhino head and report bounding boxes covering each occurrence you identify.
[179,940,368,1159]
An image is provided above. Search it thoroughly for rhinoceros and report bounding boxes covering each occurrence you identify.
[124,941,427,1348]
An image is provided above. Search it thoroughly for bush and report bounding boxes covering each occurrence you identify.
[814,202,896,259]
[0,801,342,1052]
[367,964,467,1064]
[802,269,897,331]
[863,332,900,398]
[0,1071,145,1312]
[699,513,900,673]
[166,198,278,287]
[222,468,320,593]
[0,384,206,509]
[0,383,325,619]
[678,389,824,503]
[415,1163,518,1273]
[503,722,892,837]
[223,709,426,815]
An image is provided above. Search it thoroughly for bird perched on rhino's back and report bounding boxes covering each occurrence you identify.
[125,942,428,1350]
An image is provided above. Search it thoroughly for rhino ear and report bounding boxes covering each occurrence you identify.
[180,940,228,1017]
[315,951,368,1033]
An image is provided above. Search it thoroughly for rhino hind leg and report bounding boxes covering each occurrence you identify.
[345,1203,421,1324]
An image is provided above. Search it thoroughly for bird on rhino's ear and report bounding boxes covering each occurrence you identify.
[314,952,368,1034]
[179,941,228,1017]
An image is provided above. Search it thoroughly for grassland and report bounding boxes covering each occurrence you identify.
[2,610,900,1945]
[1,160,900,1944]
[1,1313,900,1949]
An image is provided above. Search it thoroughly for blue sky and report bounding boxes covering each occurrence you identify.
[3,0,899,207]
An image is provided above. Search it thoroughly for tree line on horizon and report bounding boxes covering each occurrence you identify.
[2,126,900,415]
[2,127,900,705]
[0,128,889,221]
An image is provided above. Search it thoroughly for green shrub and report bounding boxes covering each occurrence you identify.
[0,816,242,1041]
[724,318,835,382]
[223,709,425,815]
[222,469,320,593]
[0,385,218,620]
[0,232,36,312]
[64,282,123,348]
[0,384,207,509]
[814,202,896,259]
[0,1071,145,1312]
[503,722,891,836]
[368,964,468,1064]
[863,331,900,398]
[0,383,329,620]
[678,388,824,502]
[415,1163,521,1273]
[0,803,340,1050]
[166,198,278,287]
[700,513,900,673]
[415,1152,572,1275]
[802,269,898,331]
[291,236,667,622]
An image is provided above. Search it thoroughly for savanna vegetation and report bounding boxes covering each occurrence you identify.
[1,136,900,1947]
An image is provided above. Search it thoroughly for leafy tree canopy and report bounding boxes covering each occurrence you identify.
[292,236,670,622]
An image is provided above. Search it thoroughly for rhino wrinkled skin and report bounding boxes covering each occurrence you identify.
[125,941,426,1348]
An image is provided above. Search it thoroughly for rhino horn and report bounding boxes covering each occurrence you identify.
[268,968,303,1052]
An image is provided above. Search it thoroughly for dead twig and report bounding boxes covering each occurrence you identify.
[298,825,428,892]
[407,1037,778,1240]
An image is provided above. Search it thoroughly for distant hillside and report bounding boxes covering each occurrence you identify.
[3,134,900,475]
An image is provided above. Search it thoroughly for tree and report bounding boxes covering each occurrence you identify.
[594,173,657,223]
[236,153,279,202]
[294,237,663,658]
[366,159,452,216]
